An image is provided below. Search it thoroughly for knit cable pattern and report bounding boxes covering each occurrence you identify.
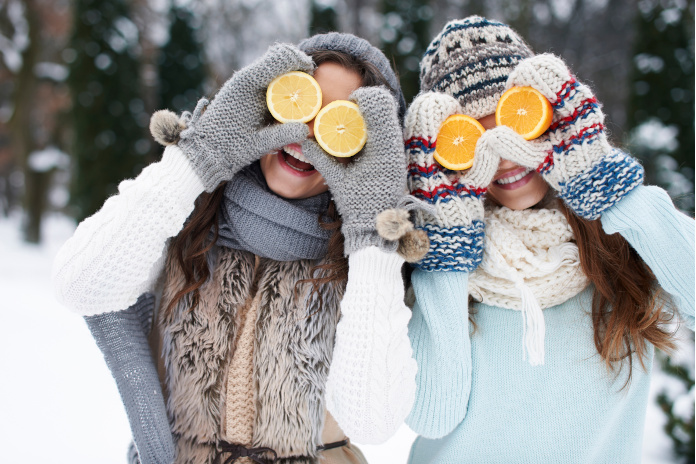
[405,92,498,272]
[52,146,205,316]
[326,246,417,444]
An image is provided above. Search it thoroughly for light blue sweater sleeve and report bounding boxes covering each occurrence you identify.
[406,270,472,438]
[601,185,695,330]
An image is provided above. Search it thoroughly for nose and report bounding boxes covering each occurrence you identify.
[498,158,517,169]
[307,118,315,139]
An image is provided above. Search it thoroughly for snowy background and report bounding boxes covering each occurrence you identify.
[0,213,692,463]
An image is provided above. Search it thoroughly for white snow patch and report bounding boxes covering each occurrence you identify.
[632,118,679,152]
[35,62,69,81]
[28,146,70,172]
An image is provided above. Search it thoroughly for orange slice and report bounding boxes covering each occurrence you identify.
[314,100,367,158]
[266,71,323,123]
[434,115,486,170]
[495,86,553,140]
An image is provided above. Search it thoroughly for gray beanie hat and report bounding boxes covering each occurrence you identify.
[298,32,406,121]
[420,16,534,119]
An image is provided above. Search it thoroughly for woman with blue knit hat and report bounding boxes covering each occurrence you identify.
[53,33,417,464]
[404,16,694,462]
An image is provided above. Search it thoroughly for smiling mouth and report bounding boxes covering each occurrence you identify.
[495,168,532,185]
[277,144,317,176]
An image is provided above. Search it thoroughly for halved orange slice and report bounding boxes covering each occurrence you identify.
[434,115,486,170]
[314,100,367,158]
[495,86,553,140]
[266,71,323,123]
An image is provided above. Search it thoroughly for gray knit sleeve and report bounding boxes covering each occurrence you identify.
[84,294,174,464]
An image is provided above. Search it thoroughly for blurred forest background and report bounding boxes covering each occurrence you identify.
[0,0,693,460]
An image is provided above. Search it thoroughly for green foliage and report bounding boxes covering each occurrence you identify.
[656,352,695,462]
[67,0,146,221]
[628,0,694,212]
[379,0,433,103]
[157,6,206,114]
[310,0,339,35]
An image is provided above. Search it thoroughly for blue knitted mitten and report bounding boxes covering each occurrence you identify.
[485,54,644,220]
[85,294,174,464]
[405,92,499,272]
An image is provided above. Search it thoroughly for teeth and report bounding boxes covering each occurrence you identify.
[496,168,532,185]
[284,145,309,164]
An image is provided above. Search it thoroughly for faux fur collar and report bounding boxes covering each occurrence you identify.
[159,246,345,464]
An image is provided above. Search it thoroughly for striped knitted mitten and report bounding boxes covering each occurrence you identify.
[406,92,499,272]
[486,54,644,219]
[301,87,407,255]
[175,43,313,192]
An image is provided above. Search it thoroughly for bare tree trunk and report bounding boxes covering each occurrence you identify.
[7,0,48,243]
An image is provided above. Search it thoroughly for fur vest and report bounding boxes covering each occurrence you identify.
[157,246,346,464]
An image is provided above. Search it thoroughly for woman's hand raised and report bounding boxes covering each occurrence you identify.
[177,43,314,192]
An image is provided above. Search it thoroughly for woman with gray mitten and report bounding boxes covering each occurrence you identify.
[402,16,694,463]
[52,33,417,464]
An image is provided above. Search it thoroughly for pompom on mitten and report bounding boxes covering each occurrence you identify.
[151,43,313,192]
[302,87,408,256]
[486,54,644,219]
[406,92,499,272]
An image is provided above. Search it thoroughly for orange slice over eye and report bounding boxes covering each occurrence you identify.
[314,100,367,158]
[495,86,553,140]
[266,71,323,123]
[434,115,486,170]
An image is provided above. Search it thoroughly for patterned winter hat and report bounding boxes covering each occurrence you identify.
[298,32,407,121]
[420,16,534,119]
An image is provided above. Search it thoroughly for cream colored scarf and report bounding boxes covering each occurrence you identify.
[469,206,589,366]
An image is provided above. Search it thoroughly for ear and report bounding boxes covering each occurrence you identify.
[397,229,429,263]
[150,110,186,146]
[376,208,413,241]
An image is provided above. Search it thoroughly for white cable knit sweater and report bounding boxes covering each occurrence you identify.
[52,145,417,444]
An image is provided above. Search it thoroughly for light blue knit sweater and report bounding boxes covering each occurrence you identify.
[406,185,695,464]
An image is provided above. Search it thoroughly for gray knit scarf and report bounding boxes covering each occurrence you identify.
[216,162,333,261]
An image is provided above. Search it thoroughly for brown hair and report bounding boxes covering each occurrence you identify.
[476,194,676,382]
[557,200,675,383]
[166,48,392,315]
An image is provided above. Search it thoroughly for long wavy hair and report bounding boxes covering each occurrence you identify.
[165,48,394,315]
[477,193,675,383]
[557,199,675,382]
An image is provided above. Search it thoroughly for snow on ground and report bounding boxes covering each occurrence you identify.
[0,213,691,463]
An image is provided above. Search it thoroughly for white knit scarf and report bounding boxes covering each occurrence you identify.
[469,206,589,366]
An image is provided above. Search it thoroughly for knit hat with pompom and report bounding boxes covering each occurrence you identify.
[420,16,534,119]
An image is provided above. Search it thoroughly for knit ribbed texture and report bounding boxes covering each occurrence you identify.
[493,54,645,219]
[217,162,332,261]
[406,270,471,438]
[406,185,695,462]
[52,145,204,316]
[301,87,407,255]
[224,292,259,446]
[298,32,406,121]
[326,246,417,444]
[177,43,312,192]
[85,294,175,464]
[405,92,498,271]
[601,185,695,330]
[420,16,534,119]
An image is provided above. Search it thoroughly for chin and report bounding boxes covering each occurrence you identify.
[259,152,329,200]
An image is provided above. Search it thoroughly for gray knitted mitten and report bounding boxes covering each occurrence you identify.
[85,294,174,464]
[302,87,407,255]
[178,43,314,192]
[485,54,644,219]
